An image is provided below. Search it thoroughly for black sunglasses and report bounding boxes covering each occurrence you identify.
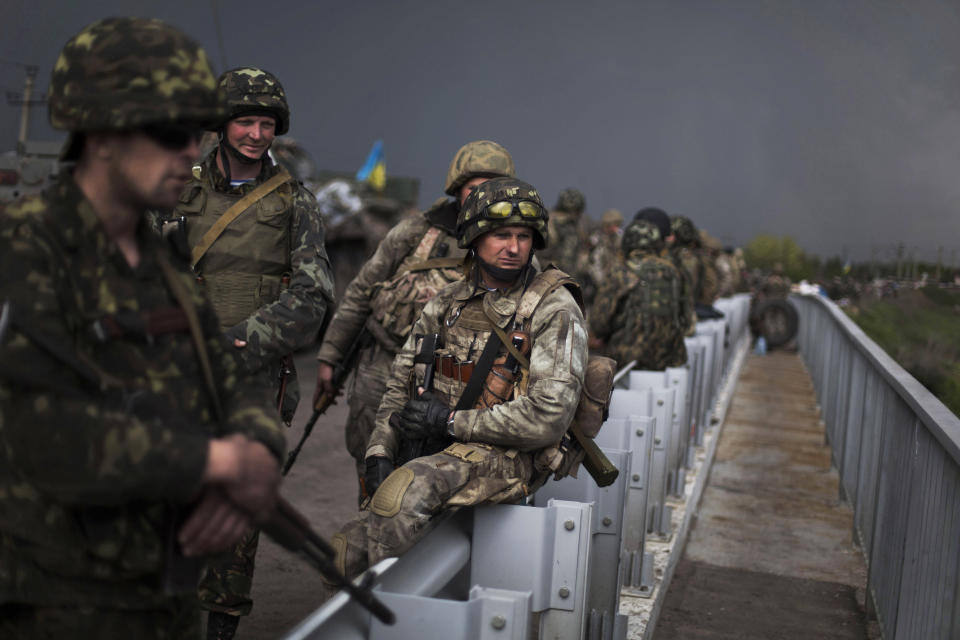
[140,123,205,151]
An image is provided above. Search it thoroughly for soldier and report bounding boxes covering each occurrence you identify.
[761,262,792,298]
[539,187,587,275]
[671,215,718,314]
[171,67,335,639]
[315,140,515,500]
[586,208,624,294]
[329,176,588,579]
[590,219,687,370]
[635,207,695,334]
[0,18,285,639]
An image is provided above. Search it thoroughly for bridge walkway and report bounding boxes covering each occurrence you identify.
[654,351,877,640]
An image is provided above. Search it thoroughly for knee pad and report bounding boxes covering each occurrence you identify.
[369,466,414,518]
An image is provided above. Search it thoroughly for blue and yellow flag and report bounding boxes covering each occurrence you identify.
[356,139,385,191]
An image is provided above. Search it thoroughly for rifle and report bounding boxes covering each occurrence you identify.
[0,301,395,623]
[283,330,369,474]
[262,497,395,625]
[569,422,619,487]
[392,332,440,464]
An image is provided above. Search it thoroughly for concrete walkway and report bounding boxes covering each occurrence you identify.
[654,352,875,640]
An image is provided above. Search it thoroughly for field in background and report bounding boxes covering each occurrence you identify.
[844,286,960,417]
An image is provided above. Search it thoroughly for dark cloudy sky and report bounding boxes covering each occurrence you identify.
[2,0,959,262]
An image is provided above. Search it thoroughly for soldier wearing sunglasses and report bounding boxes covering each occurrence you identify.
[0,18,286,639]
[169,68,335,639]
[328,177,588,582]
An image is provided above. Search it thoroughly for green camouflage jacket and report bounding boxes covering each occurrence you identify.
[591,252,688,371]
[0,176,285,608]
[179,151,335,376]
[366,267,588,460]
[316,199,466,365]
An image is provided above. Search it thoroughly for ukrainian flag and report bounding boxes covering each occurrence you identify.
[356,140,386,192]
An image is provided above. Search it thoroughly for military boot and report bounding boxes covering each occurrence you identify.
[206,611,240,640]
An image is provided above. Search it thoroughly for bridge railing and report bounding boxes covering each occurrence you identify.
[792,293,960,640]
[285,294,753,639]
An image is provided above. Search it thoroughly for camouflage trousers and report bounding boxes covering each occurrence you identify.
[0,596,201,639]
[345,344,395,497]
[197,527,259,617]
[333,443,534,579]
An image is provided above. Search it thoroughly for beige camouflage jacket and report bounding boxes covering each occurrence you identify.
[366,268,588,461]
[316,199,465,364]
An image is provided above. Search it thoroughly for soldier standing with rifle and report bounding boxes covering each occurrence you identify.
[314,140,516,501]
[0,18,286,639]
[170,68,334,639]
[329,177,591,579]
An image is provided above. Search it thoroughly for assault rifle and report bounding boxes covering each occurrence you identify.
[392,332,441,465]
[263,497,395,625]
[283,330,369,474]
[0,301,394,624]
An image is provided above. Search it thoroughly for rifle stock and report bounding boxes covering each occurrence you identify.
[569,422,619,487]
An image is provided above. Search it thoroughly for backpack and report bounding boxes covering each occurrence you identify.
[369,227,464,349]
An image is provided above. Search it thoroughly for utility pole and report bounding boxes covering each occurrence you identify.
[6,64,46,154]
[896,242,905,280]
[936,246,943,283]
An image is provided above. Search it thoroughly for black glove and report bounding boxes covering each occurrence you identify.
[393,390,450,441]
[364,456,395,498]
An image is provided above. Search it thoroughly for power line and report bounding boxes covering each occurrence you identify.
[210,0,228,71]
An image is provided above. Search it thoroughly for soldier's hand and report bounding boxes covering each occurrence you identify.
[394,390,450,440]
[178,487,251,556]
[314,361,336,407]
[363,456,395,498]
[206,434,281,523]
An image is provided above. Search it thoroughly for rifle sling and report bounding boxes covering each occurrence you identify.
[157,251,224,424]
[401,256,464,274]
[190,169,291,268]
[454,317,507,412]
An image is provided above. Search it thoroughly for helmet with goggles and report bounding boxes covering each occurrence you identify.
[456,176,548,249]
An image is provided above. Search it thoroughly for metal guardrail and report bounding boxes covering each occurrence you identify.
[287,295,753,639]
[792,293,960,640]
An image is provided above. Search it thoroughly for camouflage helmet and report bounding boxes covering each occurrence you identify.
[601,208,624,227]
[444,140,515,196]
[457,176,548,249]
[622,219,663,255]
[217,67,290,135]
[670,215,698,247]
[49,17,223,160]
[554,188,586,214]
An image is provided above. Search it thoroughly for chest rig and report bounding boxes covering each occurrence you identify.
[178,165,294,330]
[369,226,466,351]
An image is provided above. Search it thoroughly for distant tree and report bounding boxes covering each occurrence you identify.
[743,234,817,281]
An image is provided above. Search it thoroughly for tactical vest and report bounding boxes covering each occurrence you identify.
[177,167,294,330]
[368,227,466,350]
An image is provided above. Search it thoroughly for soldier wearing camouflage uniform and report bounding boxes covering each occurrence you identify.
[539,187,586,274]
[170,68,334,639]
[671,215,711,319]
[0,18,285,639]
[635,207,695,335]
[315,140,515,499]
[329,177,588,579]
[586,209,624,298]
[591,219,688,370]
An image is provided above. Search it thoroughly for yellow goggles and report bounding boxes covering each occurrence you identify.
[485,199,543,219]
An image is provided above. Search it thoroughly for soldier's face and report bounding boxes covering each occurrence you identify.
[459,176,489,205]
[225,115,277,160]
[474,225,534,271]
[104,131,201,210]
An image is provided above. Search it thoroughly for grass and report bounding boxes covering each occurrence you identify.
[845,286,960,417]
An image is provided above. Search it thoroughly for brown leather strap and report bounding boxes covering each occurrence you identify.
[434,355,474,383]
[190,169,291,268]
[157,251,223,424]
